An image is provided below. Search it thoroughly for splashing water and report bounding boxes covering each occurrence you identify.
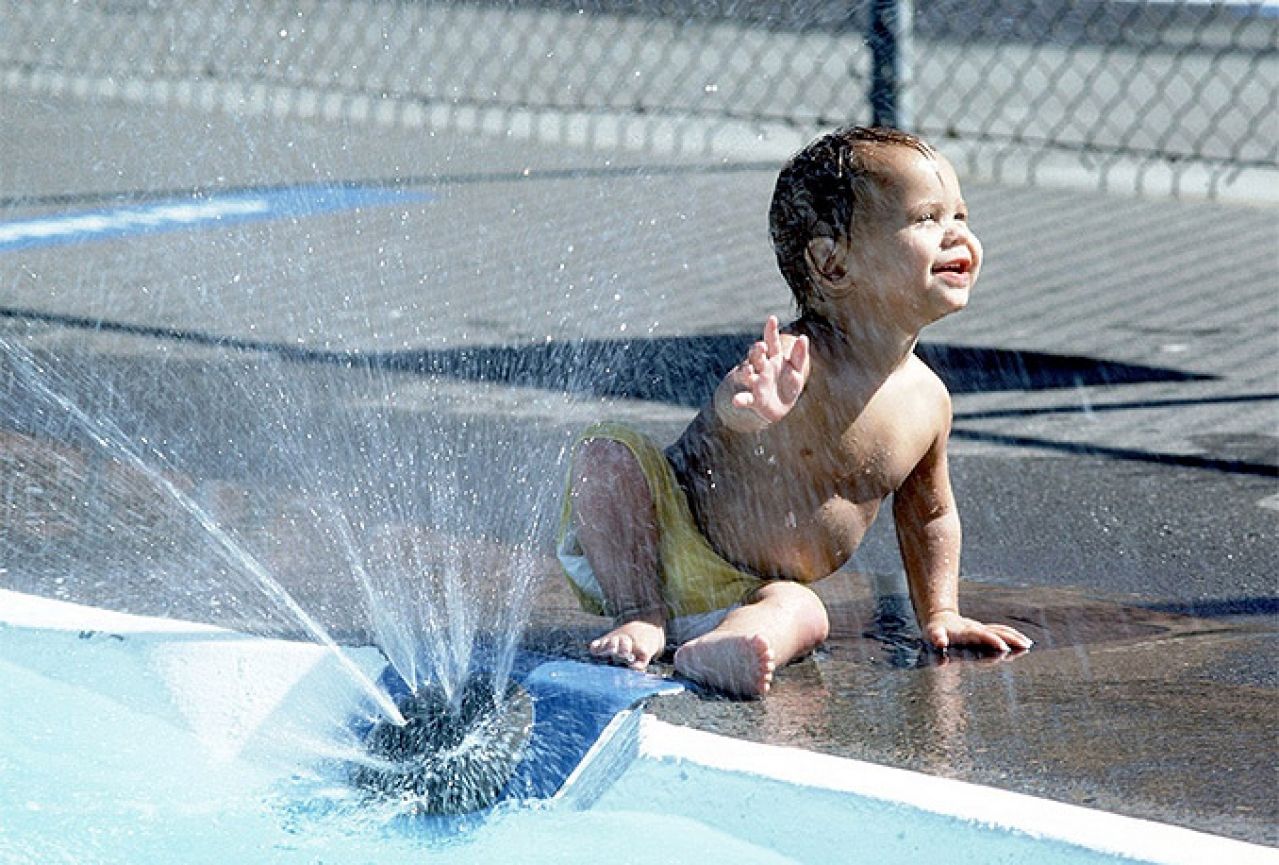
[1,337,408,725]
[1,325,568,743]
[349,674,536,814]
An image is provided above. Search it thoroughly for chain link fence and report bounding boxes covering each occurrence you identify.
[2,1,1275,196]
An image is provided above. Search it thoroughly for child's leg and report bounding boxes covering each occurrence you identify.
[673,581,829,697]
[570,437,667,671]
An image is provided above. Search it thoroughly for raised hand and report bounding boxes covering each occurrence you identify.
[729,315,810,425]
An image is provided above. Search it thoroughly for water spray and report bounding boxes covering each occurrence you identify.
[350,674,534,814]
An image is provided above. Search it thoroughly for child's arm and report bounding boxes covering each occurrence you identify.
[714,315,810,433]
[893,414,1033,654]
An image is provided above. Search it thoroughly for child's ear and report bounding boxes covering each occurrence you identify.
[805,235,850,288]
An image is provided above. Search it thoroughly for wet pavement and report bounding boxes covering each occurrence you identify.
[530,570,1279,845]
[1,84,1276,847]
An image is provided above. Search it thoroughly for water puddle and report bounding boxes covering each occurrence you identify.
[595,571,1279,846]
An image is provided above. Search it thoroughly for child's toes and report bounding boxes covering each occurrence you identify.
[590,635,633,666]
[749,635,776,694]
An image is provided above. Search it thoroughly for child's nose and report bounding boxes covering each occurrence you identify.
[944,220,976,246]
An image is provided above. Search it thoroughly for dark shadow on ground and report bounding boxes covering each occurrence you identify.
[373,334,1214,404]
[950,397,1279,476]
[949,428,1278,478]
[0,306,1211,405]
[15,306,1277,480]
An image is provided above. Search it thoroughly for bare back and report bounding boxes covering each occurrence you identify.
[668,342,950,582]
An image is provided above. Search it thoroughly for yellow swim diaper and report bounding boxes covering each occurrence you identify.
[557,421,765,623]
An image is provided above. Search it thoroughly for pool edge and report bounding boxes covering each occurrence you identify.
[4,587,1274,865]
[634,715,1279,865]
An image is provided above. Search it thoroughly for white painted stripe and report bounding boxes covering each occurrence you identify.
[0,185,431,253]
[0,199,269,245]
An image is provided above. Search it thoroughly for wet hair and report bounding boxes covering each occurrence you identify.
[769,125,935,316]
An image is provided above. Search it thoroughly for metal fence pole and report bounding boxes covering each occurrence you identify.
[868,0,914,130]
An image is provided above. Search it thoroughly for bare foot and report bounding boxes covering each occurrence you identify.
[673,632,776,698]
[589,620,666,671]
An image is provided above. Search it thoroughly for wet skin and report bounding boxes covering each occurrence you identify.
[580,147,1032,696]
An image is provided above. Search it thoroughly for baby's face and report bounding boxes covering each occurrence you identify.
[843,148,982,330]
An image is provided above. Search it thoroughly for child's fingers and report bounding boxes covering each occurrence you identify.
[787,334,809,373]
[930,619,1024,655]
[970,625,1012,654]
[763,315,782,356]
[925,623,950,650]
[992,624,1034,650]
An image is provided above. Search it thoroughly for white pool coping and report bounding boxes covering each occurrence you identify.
[634,717,1277,865]
[0,588,230,634]
[2,588,1275,865]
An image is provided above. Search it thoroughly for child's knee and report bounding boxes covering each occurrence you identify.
[797,595,831,649]
[756,581,830,647]
[570,438,656,536]
[573,438,645,499]
[575,437,633,475]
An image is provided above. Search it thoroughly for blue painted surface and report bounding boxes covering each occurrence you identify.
[0,185,432,253]
[367,654,681,806]
[507,657,683,800]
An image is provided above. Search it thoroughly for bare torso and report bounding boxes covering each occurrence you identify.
[668,341,948,582]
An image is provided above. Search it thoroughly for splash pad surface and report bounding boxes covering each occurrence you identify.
[4,589,1273,865]
[0,50,1273,858]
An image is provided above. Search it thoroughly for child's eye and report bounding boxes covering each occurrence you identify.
[916,212,937,223]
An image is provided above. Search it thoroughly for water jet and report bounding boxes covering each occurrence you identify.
[350,674,536,814]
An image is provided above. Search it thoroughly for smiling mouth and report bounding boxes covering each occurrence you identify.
[932,260,972,283]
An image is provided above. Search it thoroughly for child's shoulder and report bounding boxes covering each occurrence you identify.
[876,352,952,428]
[900,351,950,397]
